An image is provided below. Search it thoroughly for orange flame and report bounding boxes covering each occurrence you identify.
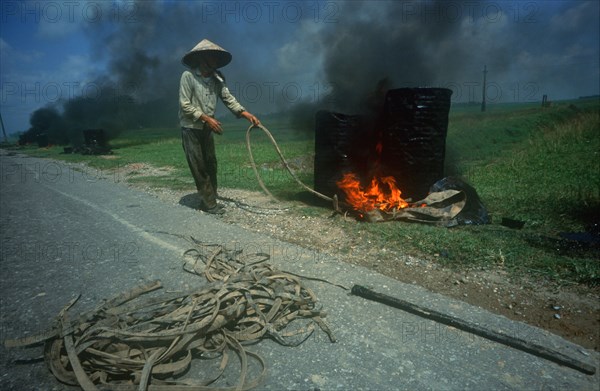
[337,172,409,212]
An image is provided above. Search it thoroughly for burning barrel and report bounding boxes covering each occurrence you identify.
[73,129,112,155]
[313,111,367,198]
[381,88,453,200]
[314,87,453,202]
[83,129,108,148]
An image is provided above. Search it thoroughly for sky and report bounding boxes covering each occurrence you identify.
[1,0,599,136]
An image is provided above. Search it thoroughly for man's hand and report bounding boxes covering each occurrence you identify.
[241,111,261,126]
[202,115,223,134]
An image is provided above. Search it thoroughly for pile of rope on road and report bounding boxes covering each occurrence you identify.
[4,238,335,391]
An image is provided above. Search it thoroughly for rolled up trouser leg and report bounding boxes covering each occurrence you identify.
[181,127,217,209]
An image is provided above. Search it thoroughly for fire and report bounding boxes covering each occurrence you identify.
[337,172,409,212]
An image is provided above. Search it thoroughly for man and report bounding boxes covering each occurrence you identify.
[179,39,260,214]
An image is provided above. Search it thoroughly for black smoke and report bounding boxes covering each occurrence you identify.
[21,2,183,145]
[288,0,481,130]
[24,0,599,143]
[21,83,142,146]
[287,0,599,130]
[319,1,463,112]
[19,106,65,146]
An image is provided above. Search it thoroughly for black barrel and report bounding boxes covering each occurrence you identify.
[83,129,108,148]
[313,111,369,198]
[381,88,452,200]
[313,88,453,202]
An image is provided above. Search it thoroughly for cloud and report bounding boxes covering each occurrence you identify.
[0,38,44,65]
[550,0,597,33]
[36,16,81,39]
[277,20,324,77]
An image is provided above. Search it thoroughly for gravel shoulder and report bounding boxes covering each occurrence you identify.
[124,173,599,352]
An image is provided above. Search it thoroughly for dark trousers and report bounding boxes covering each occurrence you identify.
[181,126,218,209]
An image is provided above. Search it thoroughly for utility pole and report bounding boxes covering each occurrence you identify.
[0,111,8,143]
[481,65,487,112]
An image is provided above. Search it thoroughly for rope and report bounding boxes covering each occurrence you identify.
[245,124,334,203]
[216,194,288,215]
[244,124,470,224]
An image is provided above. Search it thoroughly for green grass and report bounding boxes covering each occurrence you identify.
[353,99,600,285]
[209,114,315,195]
[11,98,600,286]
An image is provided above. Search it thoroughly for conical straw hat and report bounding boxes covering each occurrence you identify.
[181,39,232,68]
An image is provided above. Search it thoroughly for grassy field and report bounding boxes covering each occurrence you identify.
[12,98,600,286]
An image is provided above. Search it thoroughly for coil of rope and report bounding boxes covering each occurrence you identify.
[4,238,337,390]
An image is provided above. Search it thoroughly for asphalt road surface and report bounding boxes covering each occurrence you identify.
[1,150,598,390]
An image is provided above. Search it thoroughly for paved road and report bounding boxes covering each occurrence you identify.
[1,150,598,390]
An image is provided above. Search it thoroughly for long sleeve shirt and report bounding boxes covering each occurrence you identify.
[178,69,246,129]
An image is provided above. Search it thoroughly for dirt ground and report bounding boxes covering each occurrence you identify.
[115,161,599,353]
